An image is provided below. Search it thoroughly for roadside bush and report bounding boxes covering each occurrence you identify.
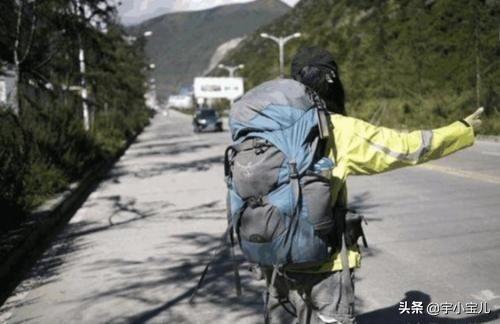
[0,3,152,233]
[22,162,68,209]
[0,99,151,233]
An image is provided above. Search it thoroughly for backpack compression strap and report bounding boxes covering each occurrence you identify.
[276,161,301,264]
[228,194,242,297]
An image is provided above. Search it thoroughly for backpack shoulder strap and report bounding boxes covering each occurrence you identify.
[306,86,332,140]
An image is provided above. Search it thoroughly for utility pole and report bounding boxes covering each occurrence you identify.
[78,41,90,131]
[75,0,90,131]
[260,32,301,78]
[217,64,244,77]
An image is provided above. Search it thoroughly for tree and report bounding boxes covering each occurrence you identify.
[0,0,152,230]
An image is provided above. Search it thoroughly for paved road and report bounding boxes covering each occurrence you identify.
[1,111,499,324]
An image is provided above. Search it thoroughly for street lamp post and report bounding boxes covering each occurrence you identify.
[141,31,155,109]
[145,63,157,109]
[217,64,245,105]
[260,32,301,78]
[217,64,244,77]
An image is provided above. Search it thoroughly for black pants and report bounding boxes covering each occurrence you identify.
[264,269,356,324]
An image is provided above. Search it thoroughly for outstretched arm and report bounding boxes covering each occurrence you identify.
[330,108,483,177]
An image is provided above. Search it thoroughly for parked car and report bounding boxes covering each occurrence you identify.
[193,108,223,132]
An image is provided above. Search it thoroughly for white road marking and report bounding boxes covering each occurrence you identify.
[418,164,500,185]
[481,151,500,157]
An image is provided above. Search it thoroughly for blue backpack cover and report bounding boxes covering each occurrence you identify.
[225,79,336,268]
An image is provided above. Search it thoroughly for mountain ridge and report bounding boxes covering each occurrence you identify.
[219,0,500,134]
[129,0,290,97]
[120,0,295,25]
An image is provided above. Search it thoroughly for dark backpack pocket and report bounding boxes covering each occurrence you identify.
[301,171,334,233]
[232,141,285,200]
[239,202,286,243]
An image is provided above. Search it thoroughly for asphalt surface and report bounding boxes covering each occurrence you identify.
[1,111,499,324]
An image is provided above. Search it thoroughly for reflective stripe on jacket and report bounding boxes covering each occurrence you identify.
[297,115,475,273]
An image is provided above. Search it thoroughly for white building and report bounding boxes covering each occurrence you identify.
[0,69,16,107]
[167,95,193,109]
[145,89,158,110]
[0,79,6,104]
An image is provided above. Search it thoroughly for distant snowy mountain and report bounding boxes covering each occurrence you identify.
[119,0,298,25]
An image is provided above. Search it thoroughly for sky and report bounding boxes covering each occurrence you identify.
[118,0,300,25]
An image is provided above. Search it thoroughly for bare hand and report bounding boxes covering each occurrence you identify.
[464,107,484,130]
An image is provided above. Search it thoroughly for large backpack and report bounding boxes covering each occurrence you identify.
[224,79,336,269]
[189,79,365,314]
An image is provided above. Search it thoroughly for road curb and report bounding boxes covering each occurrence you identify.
[0,120,150,304]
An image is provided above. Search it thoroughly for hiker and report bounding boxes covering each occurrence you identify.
[223,46,483,324]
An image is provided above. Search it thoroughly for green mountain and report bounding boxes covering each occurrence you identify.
[129,0,290,98]
[219,0,500,134]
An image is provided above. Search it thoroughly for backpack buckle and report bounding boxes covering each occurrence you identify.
[289,162,298,179]
[224,176,232,188]
[253,138,270,155]
[247,196,264,208]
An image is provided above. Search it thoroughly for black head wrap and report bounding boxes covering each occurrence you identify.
[291,46,346,115]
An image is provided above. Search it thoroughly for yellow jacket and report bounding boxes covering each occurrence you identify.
[298,115,475,273]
